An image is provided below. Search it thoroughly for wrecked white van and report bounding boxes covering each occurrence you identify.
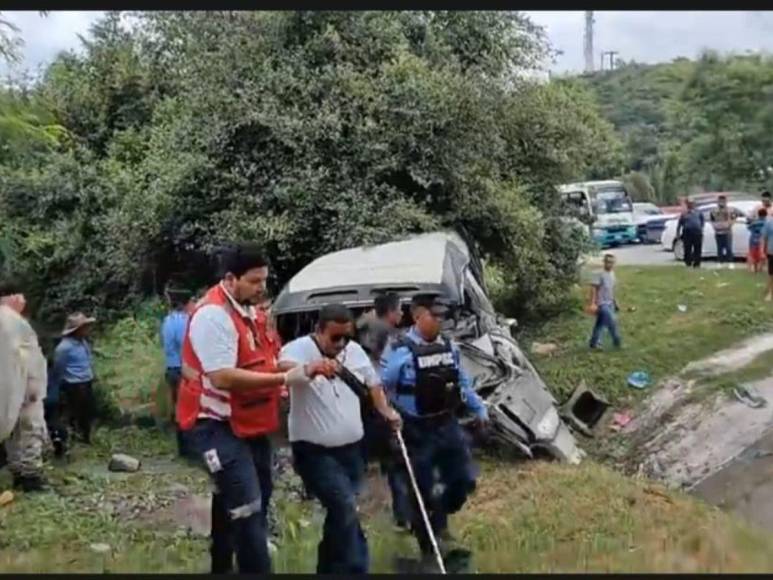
[272,230,583,464]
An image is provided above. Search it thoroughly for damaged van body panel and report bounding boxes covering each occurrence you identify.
[272,231,583,464]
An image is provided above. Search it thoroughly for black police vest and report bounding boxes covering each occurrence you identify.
[396,336,462,417]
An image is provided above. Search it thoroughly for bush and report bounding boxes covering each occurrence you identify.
[91,299,167,421]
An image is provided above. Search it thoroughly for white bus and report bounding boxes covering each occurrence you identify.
[558,180,637,247]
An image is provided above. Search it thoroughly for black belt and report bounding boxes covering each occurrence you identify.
[402,410,453,427]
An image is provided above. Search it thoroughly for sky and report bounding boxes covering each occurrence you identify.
[2,10,773,77]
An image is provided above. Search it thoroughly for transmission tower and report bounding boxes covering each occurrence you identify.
[584,11,595,73]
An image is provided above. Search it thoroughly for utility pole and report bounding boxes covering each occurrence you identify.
[584,11,594,73]
[607,50,619,70]
[601,50,619,71]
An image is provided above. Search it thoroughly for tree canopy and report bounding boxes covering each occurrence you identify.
[572,53,773,203]
[1,11,622,323]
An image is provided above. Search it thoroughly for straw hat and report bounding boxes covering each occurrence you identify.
[62,312,97,337]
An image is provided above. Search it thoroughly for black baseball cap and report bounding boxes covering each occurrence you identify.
[411,293,450,317]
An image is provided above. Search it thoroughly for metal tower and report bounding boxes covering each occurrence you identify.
[584,11,594,73]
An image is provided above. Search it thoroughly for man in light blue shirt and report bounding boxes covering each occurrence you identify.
[381,293,487,568]
[52,312,97,444]
[161,289,193,456]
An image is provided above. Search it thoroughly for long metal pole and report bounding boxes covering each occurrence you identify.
[395,429,447,574]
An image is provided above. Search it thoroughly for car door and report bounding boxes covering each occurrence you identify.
[730,207,750,257]
[701,206,717,256]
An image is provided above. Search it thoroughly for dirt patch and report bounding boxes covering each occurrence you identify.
[148,494,212,537]
[683,333,773,377]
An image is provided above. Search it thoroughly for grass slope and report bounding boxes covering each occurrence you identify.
[4,427,773,573]
[523,265,773,405]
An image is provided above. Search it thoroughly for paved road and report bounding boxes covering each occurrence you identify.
[589,242,727,269]
[606,243,676,266]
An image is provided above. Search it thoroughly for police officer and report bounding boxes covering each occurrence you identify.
[176,243,320,573]
[381,293,488,567]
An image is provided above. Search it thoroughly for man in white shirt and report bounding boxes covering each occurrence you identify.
[279,304,400,574]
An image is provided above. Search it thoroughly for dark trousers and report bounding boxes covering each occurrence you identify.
[385,461,411,526]
[716,232,733,263]
[401,416,477,556]
[44,400,69,457]
[165,368,189,457]
[683,230,703,267]
[589,304,621,348]
[292,439,369,574]
[62,381,96,444]
[188,419,273,574]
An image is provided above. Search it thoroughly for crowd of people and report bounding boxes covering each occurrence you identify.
[1,242,487,574]
[675,191,773,277]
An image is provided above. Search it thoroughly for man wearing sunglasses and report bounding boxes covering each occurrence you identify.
[279,304,401,574]
[381,293,488,569]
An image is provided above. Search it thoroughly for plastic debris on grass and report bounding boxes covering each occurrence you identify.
[628,371,651,390]
[610,410,633,432]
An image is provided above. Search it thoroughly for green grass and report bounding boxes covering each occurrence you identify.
[523,265,773,406]
[6,432,773,573]
[685,347,773,404]
[7,266,773,572]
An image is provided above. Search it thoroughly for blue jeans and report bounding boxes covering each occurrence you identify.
[401,416,477,555]
[716,233,733,263]
[292,441,370,574]
[292,440,369,574]
[590,303,621,348]
[188,420,272,574]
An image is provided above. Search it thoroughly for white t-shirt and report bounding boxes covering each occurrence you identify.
[187,287,257,420]
[279,336,378,448]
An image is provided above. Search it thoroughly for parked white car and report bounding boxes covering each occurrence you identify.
[661,200,759,261]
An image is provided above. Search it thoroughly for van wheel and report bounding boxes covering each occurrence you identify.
[673,239,684,261]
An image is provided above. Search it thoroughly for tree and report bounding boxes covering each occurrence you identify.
[1,11,622,323]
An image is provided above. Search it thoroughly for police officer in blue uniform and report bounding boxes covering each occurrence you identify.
[381,293,488,566]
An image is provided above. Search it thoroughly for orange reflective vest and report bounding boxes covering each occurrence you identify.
[176,284,281,438]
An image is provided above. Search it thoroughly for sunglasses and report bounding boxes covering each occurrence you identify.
[330,333,352,344]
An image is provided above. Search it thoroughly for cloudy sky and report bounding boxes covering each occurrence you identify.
[2,10,773,76]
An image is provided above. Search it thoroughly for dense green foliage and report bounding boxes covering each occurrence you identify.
[1,11,621,324]
[572,53,773,203]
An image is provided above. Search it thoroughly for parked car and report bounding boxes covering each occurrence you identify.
[633,202,666,243]
[661,200,759,261]
[272,230,584,464]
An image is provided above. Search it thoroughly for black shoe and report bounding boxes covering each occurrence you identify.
[13,474,50,493]
[52,438,66,458]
